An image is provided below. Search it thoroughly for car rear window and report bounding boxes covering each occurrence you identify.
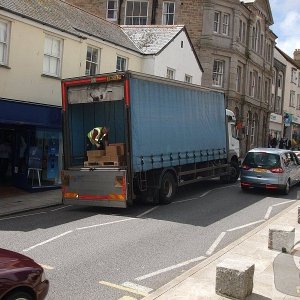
[243,152,280,168]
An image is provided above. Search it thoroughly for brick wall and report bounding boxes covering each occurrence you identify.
[64,0,107,19]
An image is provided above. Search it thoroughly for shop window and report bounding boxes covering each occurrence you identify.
[27,129,62,187]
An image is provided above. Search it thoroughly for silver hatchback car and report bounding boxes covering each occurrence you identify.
[241,148,300,194]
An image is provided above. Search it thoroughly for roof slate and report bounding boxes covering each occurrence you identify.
[0,0,140,52]
[121,25,184,54]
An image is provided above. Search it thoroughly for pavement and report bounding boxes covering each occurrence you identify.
[0,188,62,216]
[1,189,300,299]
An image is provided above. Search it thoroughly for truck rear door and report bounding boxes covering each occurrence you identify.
[62,167,128,208]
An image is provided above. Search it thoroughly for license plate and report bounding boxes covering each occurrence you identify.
[253,168,267,173]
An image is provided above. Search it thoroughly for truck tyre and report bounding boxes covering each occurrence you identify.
[220,161,240,183]
[229,161,240,183]
[159,172,177,204]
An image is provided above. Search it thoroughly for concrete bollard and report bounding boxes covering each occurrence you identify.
[268,225,295,253]
[216,258,255,299]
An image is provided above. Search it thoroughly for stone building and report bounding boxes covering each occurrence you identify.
[65,0,277,155]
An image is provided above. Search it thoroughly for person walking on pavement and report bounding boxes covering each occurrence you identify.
[86,126,109,151]
[270,136,278,148]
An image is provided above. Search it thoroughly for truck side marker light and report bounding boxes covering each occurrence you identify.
[64,192,78,198]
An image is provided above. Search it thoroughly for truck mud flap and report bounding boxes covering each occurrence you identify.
[62,168,128,208]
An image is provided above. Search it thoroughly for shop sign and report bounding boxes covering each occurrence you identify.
[284,113,292,127]
[270,113,282,123]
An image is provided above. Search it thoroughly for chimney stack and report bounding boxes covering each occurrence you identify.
[294,49,300,65]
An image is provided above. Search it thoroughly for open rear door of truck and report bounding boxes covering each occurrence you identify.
[62,167,128,208]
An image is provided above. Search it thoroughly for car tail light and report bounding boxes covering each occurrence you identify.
[242,164,251,170]
[241,182,251,187]
[270,167,284,173]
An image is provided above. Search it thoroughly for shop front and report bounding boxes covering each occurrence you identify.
[269,113,283,143]
[0,99,62,191]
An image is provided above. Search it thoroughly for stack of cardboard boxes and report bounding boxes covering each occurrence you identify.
[84,143,125,167]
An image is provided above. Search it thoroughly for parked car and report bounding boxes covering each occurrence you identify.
[240,148,300,194]
[0,248,49,300]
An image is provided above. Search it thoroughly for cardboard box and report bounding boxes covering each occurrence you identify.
[106,144,125,156]
[87,150,105,160]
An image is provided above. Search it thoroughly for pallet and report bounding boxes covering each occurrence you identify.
[84,161,123,167]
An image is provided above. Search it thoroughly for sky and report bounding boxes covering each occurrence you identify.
[269,0,300,57]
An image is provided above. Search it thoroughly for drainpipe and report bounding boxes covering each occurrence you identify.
[151,0,158,24]
[118,0,123,24]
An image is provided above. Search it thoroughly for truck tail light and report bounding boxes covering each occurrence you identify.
[270,167,284,173]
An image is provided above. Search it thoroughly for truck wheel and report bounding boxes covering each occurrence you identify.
[220,161,240,184]
[159,172,177,204]
[229,161,240,183]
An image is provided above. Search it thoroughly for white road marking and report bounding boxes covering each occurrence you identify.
[121,282,153,294]
[173,184,239,204]
[272,200,296,207]
[0,211,46,221]
[40,264,54,270]
[99,281,149,296]
[51,205,72,211]
[137,207,158,218]
[227,220,264,232]
[264,206,273,220]
[135,256,206,281]
[23,230,73,252]
[206,232,226,255]
[118,297,137,300]
[76,218,135,230]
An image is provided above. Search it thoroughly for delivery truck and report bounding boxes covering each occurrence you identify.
[61,71,240,208]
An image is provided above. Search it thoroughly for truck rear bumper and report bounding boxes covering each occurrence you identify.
[63,198,127,208]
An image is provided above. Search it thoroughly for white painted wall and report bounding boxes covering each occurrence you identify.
[141,31,203,85]
[0,11,142,107]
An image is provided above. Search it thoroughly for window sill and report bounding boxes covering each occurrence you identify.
[41,73,61,80]
[0,64,11,69]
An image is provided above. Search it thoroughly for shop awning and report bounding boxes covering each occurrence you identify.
[0,99,61,128]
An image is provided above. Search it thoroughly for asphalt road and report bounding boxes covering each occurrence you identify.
[0,179,298,300]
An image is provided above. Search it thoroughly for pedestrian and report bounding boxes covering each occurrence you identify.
[270,136,277,148]
[286,139,292,150]
[86,126,109,151]
[279,138,284,149]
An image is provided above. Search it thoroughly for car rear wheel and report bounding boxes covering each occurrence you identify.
[282,179,290,195]
[4,291,34,300]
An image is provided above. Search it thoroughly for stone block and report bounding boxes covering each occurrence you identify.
[216,258,255,299]
[268,225,295,253]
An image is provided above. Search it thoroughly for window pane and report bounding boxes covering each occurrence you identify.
[86,47,92,61]
[43,56,50,74]
[141,2,147,14]
[49,56,58,75]
[0,21,7,42]
[0,44,5,63]
[44,37,52,55]
[92,48,98,63]
[52,39,60,57]
[133,2,140,15]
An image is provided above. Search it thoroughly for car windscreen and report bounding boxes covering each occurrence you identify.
[243,152,281,168]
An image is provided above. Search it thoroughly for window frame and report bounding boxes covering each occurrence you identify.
[297,94,300,110]
[43,35,63,78]
[116,55,127,71]
[166,67,175,80]
[290,90,296,107]
[184,74,192,83]
[213,11,221,33]
[236,65,242,93]
[212,60,224,87]
[162,1,175,25]
[0,19,10,66]
[106,0,119,21]
[85,45,100,76]
[222,13,229,36]
[125,1,148,25]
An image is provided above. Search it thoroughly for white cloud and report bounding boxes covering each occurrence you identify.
[269,0,300,56]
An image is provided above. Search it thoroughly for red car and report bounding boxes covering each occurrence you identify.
[0,248,49,300]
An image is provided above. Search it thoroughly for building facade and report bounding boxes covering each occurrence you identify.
[0,0,203,192]
[64,0,277,156]
[274,48,300,148]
